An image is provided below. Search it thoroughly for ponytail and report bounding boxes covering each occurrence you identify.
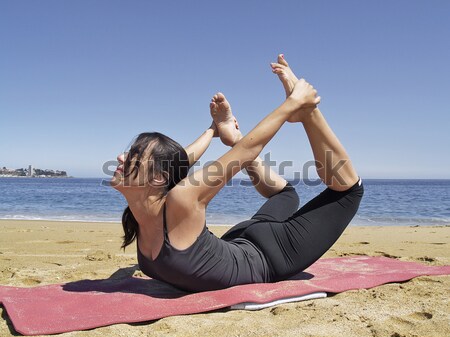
[121,207,139,249]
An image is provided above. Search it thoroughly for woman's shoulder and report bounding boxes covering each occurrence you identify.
[164,187,207,250]
[166,183,204,213]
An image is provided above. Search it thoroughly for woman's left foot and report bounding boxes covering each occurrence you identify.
[210,93,240,146]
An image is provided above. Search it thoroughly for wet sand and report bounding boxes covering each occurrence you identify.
[0,220,449,337]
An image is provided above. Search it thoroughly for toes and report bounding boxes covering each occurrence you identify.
[270,62,285,69]
[270,65,285,75]
[233,117,240,130]
[270,63,286,75]
[277,54,289,67]
[216,92,226,101]
[211,92,226,105]
[272,67,283,74]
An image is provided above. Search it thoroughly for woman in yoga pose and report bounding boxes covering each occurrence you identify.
[111,55,363,292]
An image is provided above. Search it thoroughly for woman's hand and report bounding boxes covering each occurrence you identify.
[287,79,320,109]
[209,121,220,138]
[285,79,321,123]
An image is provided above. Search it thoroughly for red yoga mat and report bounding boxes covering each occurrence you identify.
[1,256,449,336]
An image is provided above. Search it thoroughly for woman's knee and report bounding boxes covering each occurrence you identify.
[252,182,300,222]
[278,182,300,204]
[329,177,364,195]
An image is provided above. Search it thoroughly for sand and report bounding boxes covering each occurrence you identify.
[0,220,449,337]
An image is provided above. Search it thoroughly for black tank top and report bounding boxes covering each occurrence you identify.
[137,204,270,292]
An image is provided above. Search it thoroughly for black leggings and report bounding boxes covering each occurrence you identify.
[221,179,364,281]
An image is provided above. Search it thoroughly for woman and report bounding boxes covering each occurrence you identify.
[111,55,363,292]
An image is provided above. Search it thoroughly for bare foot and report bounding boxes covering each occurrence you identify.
[271,54,319,123]
[270,54,298,97]
[210,93,241,146]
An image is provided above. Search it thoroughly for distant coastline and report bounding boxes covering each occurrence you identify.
[0,165,69,178]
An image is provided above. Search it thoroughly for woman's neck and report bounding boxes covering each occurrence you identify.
[125,192,166,258]
[125,191,165,228]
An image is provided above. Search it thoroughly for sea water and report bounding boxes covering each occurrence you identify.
[0,178,449,226]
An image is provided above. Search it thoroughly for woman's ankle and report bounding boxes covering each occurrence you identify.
[300,107,321,124]
[231,131,244,147]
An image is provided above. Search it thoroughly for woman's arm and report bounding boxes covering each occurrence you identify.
[184,122,218,167]
[175,79,320,206]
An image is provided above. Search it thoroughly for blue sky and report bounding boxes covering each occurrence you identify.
[1,0,449,178]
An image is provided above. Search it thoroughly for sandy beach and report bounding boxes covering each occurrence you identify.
[0,220,448,337]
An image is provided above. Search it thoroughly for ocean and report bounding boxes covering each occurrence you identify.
[0,178,449,226]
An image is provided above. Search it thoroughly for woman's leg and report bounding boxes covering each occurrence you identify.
[211,91,301,241]
[241,179,364,281]
[238,55,363,280]
[302,109,359,191]
[238,133,289,198]
[271,55,359,191]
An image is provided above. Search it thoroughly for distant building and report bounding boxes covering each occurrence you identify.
[0,165,68,178]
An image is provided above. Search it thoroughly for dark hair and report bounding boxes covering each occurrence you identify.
[121,132,190,249]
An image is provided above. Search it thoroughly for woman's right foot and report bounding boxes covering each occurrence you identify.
[270,54,298,97]
[271,54,319,123]
[210,93,241,146]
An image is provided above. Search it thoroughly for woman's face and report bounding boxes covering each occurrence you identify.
[111,151,147,190]
[111,148,166,191]
[114,151,126,177]
[111,152,127,190]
